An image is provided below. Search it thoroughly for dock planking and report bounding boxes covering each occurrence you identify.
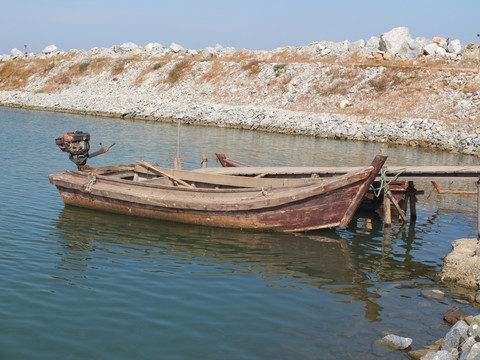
[195,165,480,182]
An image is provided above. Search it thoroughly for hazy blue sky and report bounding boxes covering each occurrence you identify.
[2,0,479,54]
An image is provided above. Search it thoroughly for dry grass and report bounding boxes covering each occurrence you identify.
[462,77,480,94]
[111,59,129,76]
[0,58,54,90]
[201,59,225,82]
[241,59,262,76]
[89,58,112,74]
[269,49,315,64]
[166,60,192,84]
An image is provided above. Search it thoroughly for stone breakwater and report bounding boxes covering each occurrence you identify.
[382,314,480,359]
[1,27,479,155]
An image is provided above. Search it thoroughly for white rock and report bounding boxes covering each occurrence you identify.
[170,42,185,53]
[144,42,165,52]
[399,39,424,59]
[340,99,351,109]
[10,48,23,57]
[379,27,412,54]
[366,36,380,49]
[119,42,139,52]
[424,43,439,55]
[380,334,413,350]
[42,44,57,54]
[447,39,462,55]
[436,47,447,56]
[320,48,332,56]
[348,40,365,52]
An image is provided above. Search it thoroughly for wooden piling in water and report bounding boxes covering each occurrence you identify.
[408,181,417,221]
[477,179,480,239]
[383,187,392,226]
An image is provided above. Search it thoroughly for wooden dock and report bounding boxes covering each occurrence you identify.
[195,165,480,181]
[195,165,480,236]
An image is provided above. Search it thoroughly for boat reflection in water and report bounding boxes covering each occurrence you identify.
[51,205,438,323]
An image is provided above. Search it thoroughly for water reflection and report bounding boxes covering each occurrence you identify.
[52,205,440,322]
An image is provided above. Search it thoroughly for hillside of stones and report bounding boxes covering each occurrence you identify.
[1,27,479,155]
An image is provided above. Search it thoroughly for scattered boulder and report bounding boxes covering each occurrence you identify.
[436,47,448,56]
[444,307,466,325]
[399,39,424,59]
[424,43,439,55]
[170,42,185,53]
[441,320,469,351]
[320,48,332,57]
[447,39,462,55]
[348,40,365,53]
[380,334,413,350]
[120,42,140,52]
[383,51,396,61]
[42,44,57,54]
[10,48,23,57]
[339,99,352,109]
[422,289,445,300]
[461,342,480,359]
[144,42,165,52]
[379,27,412,55]
[433,37,449,51]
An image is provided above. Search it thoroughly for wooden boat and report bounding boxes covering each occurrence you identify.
[48,155,387,232]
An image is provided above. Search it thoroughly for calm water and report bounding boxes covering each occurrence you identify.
[1,107,479,359]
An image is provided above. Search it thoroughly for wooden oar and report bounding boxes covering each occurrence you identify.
[136,160,194,188]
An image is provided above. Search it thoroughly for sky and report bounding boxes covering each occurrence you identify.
[1,0,479,55]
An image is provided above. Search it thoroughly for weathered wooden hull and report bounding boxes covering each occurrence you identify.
[49,155,386,232]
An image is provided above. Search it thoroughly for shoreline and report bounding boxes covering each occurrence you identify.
[1,26,479,157]
[1,97,478,157]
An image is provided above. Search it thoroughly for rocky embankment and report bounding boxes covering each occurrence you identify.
[378,238,480,359]
[1,27,479,155]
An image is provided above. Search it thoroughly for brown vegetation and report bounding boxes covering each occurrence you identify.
[0,58,53,90]
[241,59,262,75]
[166,60,192,84]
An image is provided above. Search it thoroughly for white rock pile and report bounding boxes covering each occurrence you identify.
[2,27,474,62]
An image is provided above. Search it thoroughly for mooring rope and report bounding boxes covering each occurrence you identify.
[84,173,97,192]
[371,167,406,198]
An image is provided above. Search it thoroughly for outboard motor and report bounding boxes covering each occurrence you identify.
[56,131,114,169]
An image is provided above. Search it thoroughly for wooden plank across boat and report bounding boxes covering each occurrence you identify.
[48,155,387,232]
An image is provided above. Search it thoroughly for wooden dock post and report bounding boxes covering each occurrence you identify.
[383,187,392,226]
[477,179,480,240]
[408,181,417,221]
[201,154,208,168]
[174,121,182,170]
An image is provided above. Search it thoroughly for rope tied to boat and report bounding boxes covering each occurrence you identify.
[370,166,406,198]
[84,173,97,192]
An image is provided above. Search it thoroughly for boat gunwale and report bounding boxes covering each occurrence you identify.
[49,167,376,212]
[52,164,375,195]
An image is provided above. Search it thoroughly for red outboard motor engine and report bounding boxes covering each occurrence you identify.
[55,131,114,169]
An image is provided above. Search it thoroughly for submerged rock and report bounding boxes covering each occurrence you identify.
[444,307,466,325]
[380,334,413,350]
